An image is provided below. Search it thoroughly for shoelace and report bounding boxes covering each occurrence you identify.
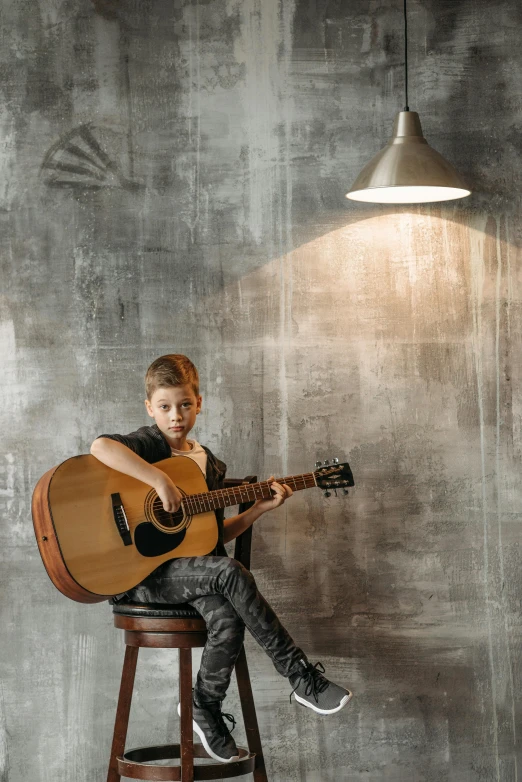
[205,702,237,737]
[219,712,236,737]
[289,661,329,704]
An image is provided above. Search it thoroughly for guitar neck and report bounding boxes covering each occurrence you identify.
[181,472,317,516]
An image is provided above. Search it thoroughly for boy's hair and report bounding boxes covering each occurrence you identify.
[145,354,199,400]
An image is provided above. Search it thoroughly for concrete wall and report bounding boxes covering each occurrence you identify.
[1,1,521,780]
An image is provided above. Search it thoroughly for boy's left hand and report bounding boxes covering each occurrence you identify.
[254,477,293,514]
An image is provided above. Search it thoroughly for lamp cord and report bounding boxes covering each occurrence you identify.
[403,0,409,111]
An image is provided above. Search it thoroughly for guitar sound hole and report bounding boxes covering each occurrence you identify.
[152,498,184,530]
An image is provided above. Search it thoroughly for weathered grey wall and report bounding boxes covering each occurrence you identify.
[1,0,521,780]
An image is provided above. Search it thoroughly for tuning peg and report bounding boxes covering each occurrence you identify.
[315,461,322,469]
[323,490,331,498]
[333,457,339,464]
[324,459,330,466]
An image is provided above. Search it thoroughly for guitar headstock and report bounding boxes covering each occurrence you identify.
[314,458,354,497]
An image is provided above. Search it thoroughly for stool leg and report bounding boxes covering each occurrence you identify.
[235,646,268,782]
[179,648,194,782]
[107,645,139,782]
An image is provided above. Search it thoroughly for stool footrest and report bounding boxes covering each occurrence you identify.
[118,743,256,780]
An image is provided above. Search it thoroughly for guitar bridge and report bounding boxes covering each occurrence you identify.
[111,493,132,546]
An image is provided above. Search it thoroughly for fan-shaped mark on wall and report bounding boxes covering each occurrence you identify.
[40,124,144,192]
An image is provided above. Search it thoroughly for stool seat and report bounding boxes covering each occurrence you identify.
[113,602,207,642]
[113,602,203,619]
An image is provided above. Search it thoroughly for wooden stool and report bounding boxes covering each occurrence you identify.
[106,477,268,782]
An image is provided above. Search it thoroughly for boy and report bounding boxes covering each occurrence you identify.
[91,354,352,764]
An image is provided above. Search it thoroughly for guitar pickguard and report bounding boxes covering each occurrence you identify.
[134,522,187,557]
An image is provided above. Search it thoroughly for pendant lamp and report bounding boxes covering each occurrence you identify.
[346,0,470,204]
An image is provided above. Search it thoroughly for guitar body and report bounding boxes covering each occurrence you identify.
[32,454,218,603]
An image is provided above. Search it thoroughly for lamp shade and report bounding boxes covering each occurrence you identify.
[346,111,470,204]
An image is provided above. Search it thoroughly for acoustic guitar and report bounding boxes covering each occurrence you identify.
[32,454,354,603]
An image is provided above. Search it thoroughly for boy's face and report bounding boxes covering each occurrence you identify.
[145,384,202,450]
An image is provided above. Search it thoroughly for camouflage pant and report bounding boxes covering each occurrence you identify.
[123,556,307,704]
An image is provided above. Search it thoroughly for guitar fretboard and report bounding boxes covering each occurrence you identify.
[181,473,317,517]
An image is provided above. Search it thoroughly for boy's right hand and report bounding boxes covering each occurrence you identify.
[90,439,184,513]
[154,473,183,513]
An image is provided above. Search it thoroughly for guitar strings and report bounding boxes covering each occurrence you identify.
[183,474,317,504]
[150,475,318,525]
[121,469,346,526]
